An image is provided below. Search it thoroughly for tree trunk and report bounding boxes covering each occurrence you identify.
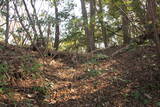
[30,0,45,47]
[80,0,95,52]
[121,3,130,44]
[89,0,96,50]
[146,0,160,57]
[98,0,108,48]
[13,1,32,41]
[22,0,38,43]
[54,0,60,51]
[47,23,51,47]
[5,0,9,46]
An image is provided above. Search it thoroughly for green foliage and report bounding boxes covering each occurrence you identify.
[20,55,44,80]
[93,54,109,60]
[0,87,5,94]
[86,69,105,77]
[21,55,43,73]
[131,0,145,21]
[0,64,8,85]
[123,93,129,98]
[156,102,160,107]
[32,86,47,94]
[31,63,43,72]
[143,99,150,104]
[60,17,86,51]
[131,91,141,100]
[0,87,9,94]
[22,62,43,73]
[86,58,98,65]
[0,63,8,73]
[87,54,108,64]
[0,75,7,85]
[131,90,151,104]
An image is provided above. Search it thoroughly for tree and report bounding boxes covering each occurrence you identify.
[98,0,108,48]
[120,1,130,44]
[146,0,160,56]
[30,0,45,47]
[54,0,60,51]
[22,0,38,40]
[89,0,96,50]
[80,0,95,52]
[5,0,9,46]
[13,1,32,42]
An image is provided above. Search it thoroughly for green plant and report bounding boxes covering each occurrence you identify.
[0,63,8,73]
[30,63,43,72]
[131,91,141,100]
[0,45,5,50]
[93,54,108,60]
[156,102,160,107]
[86,69,105,77]
[123,93,129,97]
[131,90,151,104]
[0,64,9,85]
[0,87,5,94]
[86,58,98,65]
[86,54,108,64]
[32,86,47,94]
[22,62,43,73]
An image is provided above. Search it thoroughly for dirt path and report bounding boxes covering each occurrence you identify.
[42,58,123,106]
[42,46,160,107]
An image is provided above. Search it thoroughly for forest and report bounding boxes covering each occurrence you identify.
[0,0,160,106]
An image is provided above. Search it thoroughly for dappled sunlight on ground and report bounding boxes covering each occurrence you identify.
[0,43,159,106]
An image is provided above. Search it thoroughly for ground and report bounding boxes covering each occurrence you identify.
[0,43,160,107]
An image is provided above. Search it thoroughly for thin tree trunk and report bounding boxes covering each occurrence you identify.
[54,0,60,51]
[5,0,9,46]
[13,1,32,41]
[30,0,45,47]
[121,3,130,44]
[90,0,96,50]
[22,0,38,41]
[98,0,108,48]
[80,0,95,52]
[47,23,51,47]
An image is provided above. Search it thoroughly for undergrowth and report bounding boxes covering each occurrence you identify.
[86,54,108,65]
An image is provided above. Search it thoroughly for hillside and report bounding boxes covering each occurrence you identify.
[0,43,159,107]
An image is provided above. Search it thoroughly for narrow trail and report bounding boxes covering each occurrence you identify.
[43,58,123,106]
